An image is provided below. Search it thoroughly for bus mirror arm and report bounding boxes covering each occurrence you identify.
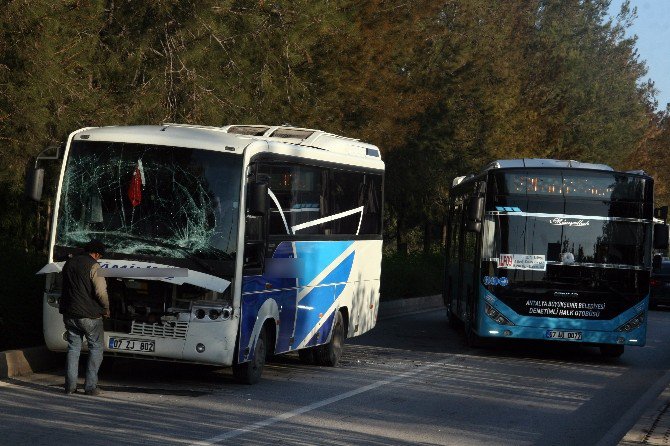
[247,182,268,216]
[653,223,669,250]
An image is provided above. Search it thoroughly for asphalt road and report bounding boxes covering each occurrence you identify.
[3,308,670,446]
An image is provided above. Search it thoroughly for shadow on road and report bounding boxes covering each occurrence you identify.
[352,308,633,366]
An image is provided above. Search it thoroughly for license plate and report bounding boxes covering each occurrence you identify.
[108,337,155,352]
[545,330,582,340]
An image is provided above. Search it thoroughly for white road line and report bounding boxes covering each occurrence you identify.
[190,361,444,445]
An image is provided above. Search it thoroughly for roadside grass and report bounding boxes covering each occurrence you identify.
[380,251,444,300]
[0,244,46,350]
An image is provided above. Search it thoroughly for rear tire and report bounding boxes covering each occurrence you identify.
[233,327,267,384]
[298,347,316,364]
[314,311,345,367]
[600,344,625,358]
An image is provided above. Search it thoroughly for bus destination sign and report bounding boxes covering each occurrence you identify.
[498,254,547,271]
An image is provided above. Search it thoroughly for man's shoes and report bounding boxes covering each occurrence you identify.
[84,388,101,396]
[64,388,77,395]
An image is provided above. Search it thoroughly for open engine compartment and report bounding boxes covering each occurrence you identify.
[46,273,234,335]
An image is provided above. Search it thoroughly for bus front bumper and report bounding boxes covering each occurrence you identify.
[477,321,646,346]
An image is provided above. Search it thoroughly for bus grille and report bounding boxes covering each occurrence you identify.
[130,321,189,339]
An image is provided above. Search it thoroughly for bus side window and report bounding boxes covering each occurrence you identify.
[329,170,383,235]
[258,163,327,235]
[360,174,383,235]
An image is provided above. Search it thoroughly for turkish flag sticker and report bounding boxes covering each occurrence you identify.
[127,160,144,207]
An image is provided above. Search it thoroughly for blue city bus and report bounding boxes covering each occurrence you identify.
[444,159,668,357]
[31,124,384,383]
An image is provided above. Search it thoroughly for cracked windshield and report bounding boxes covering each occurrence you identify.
[56,141,242,267]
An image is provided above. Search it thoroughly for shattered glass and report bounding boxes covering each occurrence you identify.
[56,141,242,265]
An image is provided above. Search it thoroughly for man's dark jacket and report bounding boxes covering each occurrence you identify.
[60,254,107,319]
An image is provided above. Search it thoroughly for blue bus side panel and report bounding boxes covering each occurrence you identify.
[239,240,357,363]
[240,242,297,362]
[293,250,354,348]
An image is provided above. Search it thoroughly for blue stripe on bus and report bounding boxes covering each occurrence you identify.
[294,241,354,285]
[240,241,356,362]
[495,206,521,212]
[293,251,355,346]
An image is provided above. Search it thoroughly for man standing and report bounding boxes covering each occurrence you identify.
[59,239,109,396]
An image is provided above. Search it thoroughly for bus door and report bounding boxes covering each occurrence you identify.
[460,230,479,326]
[458,186,483,329]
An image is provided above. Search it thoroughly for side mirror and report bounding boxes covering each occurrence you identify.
[654,223,669,250]
[25,167,45,202]
[653,254,663,272]
[465,196,484,233]
[247,182,268,216]
[655,206,669,223]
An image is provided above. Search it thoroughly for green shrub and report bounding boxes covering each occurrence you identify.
[0,244,46,350]
[380,252,444,300]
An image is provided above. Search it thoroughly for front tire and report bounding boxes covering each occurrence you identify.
[600,344,625,358]
[233,328,267,384]
[314,311,345,366]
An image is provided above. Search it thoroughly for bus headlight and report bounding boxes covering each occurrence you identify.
[192,305,233,322]
[616,312,645,332]
[221,307,233,320]
[485,304,515,326]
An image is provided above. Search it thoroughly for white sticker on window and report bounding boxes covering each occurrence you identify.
[498,254,546,271]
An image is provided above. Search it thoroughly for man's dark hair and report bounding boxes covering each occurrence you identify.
[84,239,106,255]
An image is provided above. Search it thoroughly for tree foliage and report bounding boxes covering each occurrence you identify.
[0,0,664,253]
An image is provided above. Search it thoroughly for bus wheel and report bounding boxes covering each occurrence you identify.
[233,328,267,384]
[600,344,624,358]
[298,347,316,364]
[315,311,345,367]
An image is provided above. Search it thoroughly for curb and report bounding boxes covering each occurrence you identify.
[620,385,670,445]
[0,345,63,379]
[0,295,445,379]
